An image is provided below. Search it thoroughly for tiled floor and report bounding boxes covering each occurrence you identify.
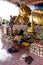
[1,38,43,65]
[0,27,43,65]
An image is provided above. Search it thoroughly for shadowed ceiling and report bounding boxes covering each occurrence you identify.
[8,0,43,5]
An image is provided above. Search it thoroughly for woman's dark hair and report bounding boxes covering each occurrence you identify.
[27,22,31,26]
[18,30,24,35]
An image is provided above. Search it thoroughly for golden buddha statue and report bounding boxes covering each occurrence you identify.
[14,4,31,24]
[33,9,43,15]
[30,9,43,26]
[27,9,43,38]
[14,5,43,33]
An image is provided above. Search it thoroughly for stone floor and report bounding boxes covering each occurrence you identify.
[0,27,43,65]
[0,39,43,65]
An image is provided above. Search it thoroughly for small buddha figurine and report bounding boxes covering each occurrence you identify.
[27,21,35,38]
[27,21,34,33]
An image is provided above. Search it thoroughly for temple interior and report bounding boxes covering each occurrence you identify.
[0,0,43,65]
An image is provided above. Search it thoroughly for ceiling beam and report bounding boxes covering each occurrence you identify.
[9,0,43,5]
[8,0,18,3]
[25,0,43,5]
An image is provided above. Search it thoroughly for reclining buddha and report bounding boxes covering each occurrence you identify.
[14,4,43,33]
